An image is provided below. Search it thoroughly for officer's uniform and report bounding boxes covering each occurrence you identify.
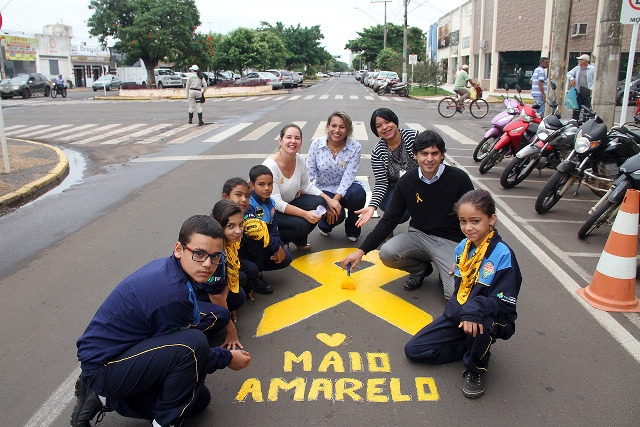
[185,65,207,125]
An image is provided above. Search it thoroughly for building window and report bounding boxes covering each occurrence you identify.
[49,60,59,76]
[484,53,491,79]
[498,51,541,90]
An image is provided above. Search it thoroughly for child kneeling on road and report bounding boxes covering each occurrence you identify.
[404,189,521,399]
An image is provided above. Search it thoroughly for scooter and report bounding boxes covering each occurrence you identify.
[578,150,640,239]
[478,85,541,174]
[500,97,595,189]
[473,84,521,162]
[535,107,640,214]
[378,80,408,97]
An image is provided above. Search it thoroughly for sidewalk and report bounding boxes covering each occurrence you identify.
[0,138,68,210]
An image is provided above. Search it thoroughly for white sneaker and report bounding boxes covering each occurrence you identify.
[318,229,330,237]
[347,236,358,242]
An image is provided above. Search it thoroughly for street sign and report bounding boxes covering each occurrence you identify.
[409,54,417,65]
[621,0,640,24]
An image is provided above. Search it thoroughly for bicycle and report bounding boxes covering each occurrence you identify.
[438,86,489,119]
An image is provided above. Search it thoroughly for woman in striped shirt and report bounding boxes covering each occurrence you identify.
[355,108,418,228]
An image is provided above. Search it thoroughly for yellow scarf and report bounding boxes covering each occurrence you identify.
[243,217,270,248]
[456,230,494,305]
[225,240,241,293]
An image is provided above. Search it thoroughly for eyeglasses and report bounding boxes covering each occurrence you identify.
[182,245,224,264]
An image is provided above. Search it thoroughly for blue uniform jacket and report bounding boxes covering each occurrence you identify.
[76,254,232,371]
[444,232,521,338]
[246,191,284,254]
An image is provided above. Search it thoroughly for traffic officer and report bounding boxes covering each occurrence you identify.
[186,64,207,125]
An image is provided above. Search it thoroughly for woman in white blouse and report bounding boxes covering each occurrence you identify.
[306,111,366,242]
[263,124,341,251]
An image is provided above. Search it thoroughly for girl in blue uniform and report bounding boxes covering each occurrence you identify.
[404,189,521,399]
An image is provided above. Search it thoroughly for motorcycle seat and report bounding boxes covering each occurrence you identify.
[545,115,563,130]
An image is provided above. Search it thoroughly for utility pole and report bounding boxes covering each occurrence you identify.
[548,0,572,117]
[402,0,408,83]
[372,0,391,50]
[592,0,623,128]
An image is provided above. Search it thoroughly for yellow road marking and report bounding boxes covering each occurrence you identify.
[256,248,433,336]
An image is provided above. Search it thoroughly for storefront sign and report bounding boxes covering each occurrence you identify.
[0,35,37,61]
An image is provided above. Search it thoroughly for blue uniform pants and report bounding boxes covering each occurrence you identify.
[275,193,326,246]
[404,315,511,373]
[83,328,210,425]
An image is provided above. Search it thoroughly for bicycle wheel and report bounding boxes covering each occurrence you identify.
[438,97,458,118]
[469,99,489,119]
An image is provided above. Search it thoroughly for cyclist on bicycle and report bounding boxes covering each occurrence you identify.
[453,64,473,111]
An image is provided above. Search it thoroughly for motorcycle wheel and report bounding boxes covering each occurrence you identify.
[51,88,57,98]
[469,99,489,119]
[535,171,572,214]
[378,87,385,96]
[398,88,408,97]
[473,136,498,162]
[577,200,620,240]
[62,89,67,98]
[479,147,503,174]
[438,97,458,118]
[500,155,540,188]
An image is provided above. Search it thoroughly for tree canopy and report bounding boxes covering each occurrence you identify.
[87,0,201,85]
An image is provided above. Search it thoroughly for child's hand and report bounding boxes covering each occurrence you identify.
[458,320,484,337]
[354,206,375,227]
[271,246,286,263]
[228,350,251,371]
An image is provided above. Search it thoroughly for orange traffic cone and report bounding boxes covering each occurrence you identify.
[577,189,640,312]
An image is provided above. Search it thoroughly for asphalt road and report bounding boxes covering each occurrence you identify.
[0,78,639,426]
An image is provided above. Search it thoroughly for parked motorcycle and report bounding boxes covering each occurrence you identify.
[479,85,541,174]
[534,108,640,214]
[51,82,67,98]
[577,151,640,239]
[473,85,521,162]
[499,100,595,189]
[378,80,408,97]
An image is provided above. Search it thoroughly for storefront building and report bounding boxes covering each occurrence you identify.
[434,0,640,92]
[70,44,113,88]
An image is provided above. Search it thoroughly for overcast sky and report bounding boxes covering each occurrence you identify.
[4,0,465,60]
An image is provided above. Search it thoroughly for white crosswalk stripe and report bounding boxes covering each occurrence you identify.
[241,122,281,141]
[100,124,172,145]
[432,124,479,145]
[47,124,99,139]
[203,122,252,143]
[16,124,73,139]
[71,124,146,145]
[62,124,121,143]
[9,124,49,136]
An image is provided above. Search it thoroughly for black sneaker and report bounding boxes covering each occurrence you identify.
[462,370,486,399]
[71,375,111,427]
[252,275,274,294]
[403,263,434,291]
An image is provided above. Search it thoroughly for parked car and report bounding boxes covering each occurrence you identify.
[373,71,399,91]
[203,71,234,86]
[0,73,51,99]
[616,76,640,105]
[292,71,304,86]
[366,71,379,88]
[92,74,122,91]
[266,69,295,88]
[238,71,282,89]
[316,72,328,78]
[176,72,188,88]
[355,70,366,81]
[153,69,182,88]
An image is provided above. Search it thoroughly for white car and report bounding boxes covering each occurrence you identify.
[92,75,122,91]
[239,71,282,89]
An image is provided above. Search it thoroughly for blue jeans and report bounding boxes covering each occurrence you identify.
[533,96,545,115]
[379,185,410,224]
[318,183,367,238]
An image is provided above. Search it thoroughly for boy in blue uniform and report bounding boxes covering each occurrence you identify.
[73,215,251,427]
[404,190,521,399]
[242,165,292,293]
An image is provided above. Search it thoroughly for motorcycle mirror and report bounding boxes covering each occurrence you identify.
[503,83,509,91]
[515,84,522,93]
[550,81,557,90]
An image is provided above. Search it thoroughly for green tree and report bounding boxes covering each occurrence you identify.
[87,0,201,86]
[260,22,332,73]
[375,48,403,74]
[412,60,442,89]
[346,24,425,68]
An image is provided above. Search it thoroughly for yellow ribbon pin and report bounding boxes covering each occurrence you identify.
[416,193,423,203]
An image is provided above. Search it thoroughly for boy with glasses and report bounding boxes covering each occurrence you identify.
[73,215,251,427]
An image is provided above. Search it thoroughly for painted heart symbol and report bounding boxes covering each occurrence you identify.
[316,332,346,347]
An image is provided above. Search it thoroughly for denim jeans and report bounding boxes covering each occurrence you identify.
[318,183,367,238]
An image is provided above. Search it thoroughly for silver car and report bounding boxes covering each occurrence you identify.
[239,71,282,89]
[92,75,122,91]
[265,69,295,88]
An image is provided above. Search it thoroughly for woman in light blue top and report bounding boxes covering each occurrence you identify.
[306,111,366,242]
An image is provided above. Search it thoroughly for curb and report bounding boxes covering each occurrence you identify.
[0,139,69,208]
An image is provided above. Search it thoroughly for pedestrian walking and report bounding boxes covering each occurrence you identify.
[567,54,595,120]
[186,64,207,125]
